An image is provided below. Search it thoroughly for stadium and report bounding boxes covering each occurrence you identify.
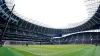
[0,0,100,56]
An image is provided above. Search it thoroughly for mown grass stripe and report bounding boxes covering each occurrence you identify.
[9,47,40,56]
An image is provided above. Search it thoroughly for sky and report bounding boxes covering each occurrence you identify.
[14,0,88,29]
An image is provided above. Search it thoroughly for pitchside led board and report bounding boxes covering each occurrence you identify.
[53,34,62,38]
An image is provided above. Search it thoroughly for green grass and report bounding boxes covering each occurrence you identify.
[0,44,100,56]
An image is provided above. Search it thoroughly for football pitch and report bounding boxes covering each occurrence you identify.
[0,44,100,56]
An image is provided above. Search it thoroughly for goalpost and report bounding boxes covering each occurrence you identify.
[4,41,11,46]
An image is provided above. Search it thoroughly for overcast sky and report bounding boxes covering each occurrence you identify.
[14,0,88,29]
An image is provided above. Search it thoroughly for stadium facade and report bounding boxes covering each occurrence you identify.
[0,0,100,46]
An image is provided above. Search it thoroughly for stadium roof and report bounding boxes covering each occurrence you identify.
[1,0,100,34]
